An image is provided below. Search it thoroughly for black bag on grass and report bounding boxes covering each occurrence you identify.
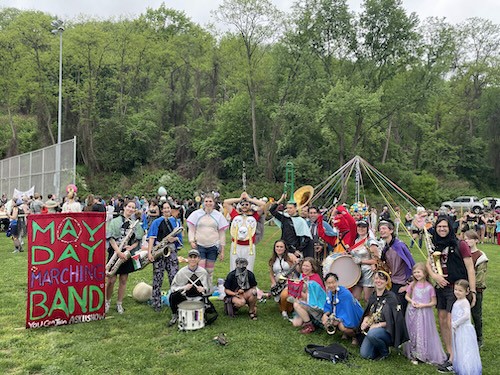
[305,343,349,363]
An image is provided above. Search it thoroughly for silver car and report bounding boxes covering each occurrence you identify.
[441,196,484,214]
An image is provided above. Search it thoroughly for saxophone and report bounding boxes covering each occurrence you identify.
[423,227,443,276]
[362,299,386,335]
[105,219,139,277]
[146,226,184,264]
[108,225,183,276]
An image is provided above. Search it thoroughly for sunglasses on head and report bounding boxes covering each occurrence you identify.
[376,271,389,280]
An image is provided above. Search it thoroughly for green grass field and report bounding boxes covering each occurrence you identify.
[0,227,497,375]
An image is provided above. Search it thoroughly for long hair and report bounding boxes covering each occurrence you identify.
[407,262,430,295]
[268,240,292,268]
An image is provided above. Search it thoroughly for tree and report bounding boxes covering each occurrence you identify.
[214,0,283,167]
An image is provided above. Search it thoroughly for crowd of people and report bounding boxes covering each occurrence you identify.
[3,188,493,374]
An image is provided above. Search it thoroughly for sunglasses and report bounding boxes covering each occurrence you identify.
[376,271,389,280]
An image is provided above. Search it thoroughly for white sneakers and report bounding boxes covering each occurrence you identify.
[116,304,124,314]
[104,300,124,314]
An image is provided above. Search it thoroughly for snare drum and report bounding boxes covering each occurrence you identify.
[178,301,205,331]
[327,255,361,288]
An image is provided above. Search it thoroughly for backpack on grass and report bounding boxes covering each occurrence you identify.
[304,343,349,363]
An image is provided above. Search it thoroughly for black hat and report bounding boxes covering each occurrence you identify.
[378,219,395,230]
[356,220,369,227]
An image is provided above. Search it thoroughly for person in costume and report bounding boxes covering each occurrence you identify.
[147,201,183,312]
[403,263,447,365]
[331,205,357,252]
[270,193,313,258]
[450,279,482,375]
[428,216,476,373]
[268,239,300,319]
[168,249,210,326]
[223,192,265,272]
[187,193,229,288]
[463,230,487,348]
[62,184,81,213]
[379,219,415,313]
[349,220,377,302]
[307,206,337,264]
[359,271,409,360]
[224,258,258,320]
[321,273,363,345]
[290,257,326,334]
[105,200,144,314]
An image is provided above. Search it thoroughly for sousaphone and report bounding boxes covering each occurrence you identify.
[294,185,314,209]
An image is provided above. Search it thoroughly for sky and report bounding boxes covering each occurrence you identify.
[2,0,500,26]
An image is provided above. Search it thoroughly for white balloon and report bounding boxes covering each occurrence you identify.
[158,186,167,196]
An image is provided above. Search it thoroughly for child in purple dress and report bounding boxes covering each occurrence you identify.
[403,262,447,365]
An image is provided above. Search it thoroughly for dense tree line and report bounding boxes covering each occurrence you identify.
[0,0,499,205]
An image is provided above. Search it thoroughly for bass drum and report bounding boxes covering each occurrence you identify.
[327,255,361,288]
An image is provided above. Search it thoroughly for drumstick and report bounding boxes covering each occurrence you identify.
[181,275,204,295]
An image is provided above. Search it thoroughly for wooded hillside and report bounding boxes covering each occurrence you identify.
[0,1,499,205]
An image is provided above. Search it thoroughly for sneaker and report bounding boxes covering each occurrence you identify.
[105,300,110,314]
[12,249,19,253]
[168,314,178,327]
[281,311,289,320]
[437,361,454,373]
[116,304,124,314]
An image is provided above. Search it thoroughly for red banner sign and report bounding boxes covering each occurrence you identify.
[26,212,106,329]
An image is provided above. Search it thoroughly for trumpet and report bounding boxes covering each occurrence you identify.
[423,228,443,276]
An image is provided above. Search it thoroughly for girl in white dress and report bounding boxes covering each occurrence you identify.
[451,279,482,375]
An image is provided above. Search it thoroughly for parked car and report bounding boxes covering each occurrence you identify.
[480,197,500,210]
[441,196,484,214]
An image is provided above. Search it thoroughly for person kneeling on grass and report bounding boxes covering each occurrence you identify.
[359,271,409,360]
[224,258,258,320]
[321,273,363,345]
[290,257,326,334]
[168,249,210,327]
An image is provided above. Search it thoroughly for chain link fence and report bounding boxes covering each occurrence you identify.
[0,137,76,199]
